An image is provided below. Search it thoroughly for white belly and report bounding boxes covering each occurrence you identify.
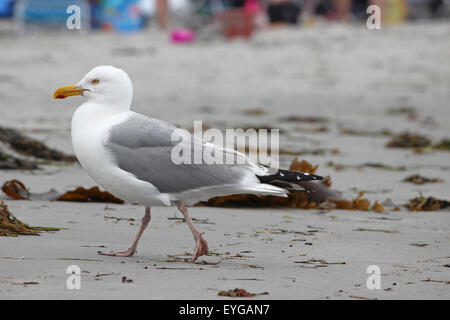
[71,104,169,207]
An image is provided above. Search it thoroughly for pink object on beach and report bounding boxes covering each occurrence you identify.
[244,0,261,14]
[170,28,196,44]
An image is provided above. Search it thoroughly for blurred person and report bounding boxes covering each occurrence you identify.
[328,0,385,21]
[330,0,352,20]
[267,0,301,24]
[407,0,450,18]
[229,0,246,7]
[430,0,450,17]
[382,0,407,24]
[139,0,190,29]
[156,0,168,29]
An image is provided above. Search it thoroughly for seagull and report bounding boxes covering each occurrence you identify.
[53,66,322,262]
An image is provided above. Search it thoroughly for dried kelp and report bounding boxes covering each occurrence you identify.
[0,152,38,170]
[433,139,450,151]
[57,187,124,203]
[2,179,59,201]
[0,201,39,236]
[197,160,389,211]
[372,201,386,213]
[420,279,450,285]
[0,201,60,237]
[386,132,432,149]
[404,196,450,211]
[168,216,214,224]
[197,157,395,211]
[403,175,443,185]
[197,159,339,208]
[319,192,385,212]
[243,108,266,116]
[2,180,30,200]
[387,106,417,117]
[279,148,339,156]
[289,158,318,174]
[0,126,76,162]
[294,258,346,265]
[354,228,398,233]
[340,127,392,137]
[197,192,317,209]
[2,180,124,204]
[218,288,269,297]
[386,132,450,152]
[294,125,329,133]
[327,162,406,171]
[278,116,328,123]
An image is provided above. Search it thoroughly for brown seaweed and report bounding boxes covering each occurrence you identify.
[2,180,124,204]
[340,127,392,137]
[0,201,40,236]
[433,139,450,151]
[278,116,329,123]
[0,201,60,237]
[0,153,38,170]
[386,132,432,149]
[0,126,76,162]
[57,187,124,203]
[404,196,450,211]
[218,288,269,297]
[403,174,443,185]
[198,160,393,210]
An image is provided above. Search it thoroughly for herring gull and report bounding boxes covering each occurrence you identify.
[53,65,322,262]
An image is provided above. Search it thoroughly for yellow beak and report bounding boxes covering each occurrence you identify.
[53,85,86,99]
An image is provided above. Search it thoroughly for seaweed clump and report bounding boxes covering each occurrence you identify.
[218,288,268,297]
[197,159,385,212]
[0,127,76,162]
[2,180,124,204]
[0,201,40,237]
[403,174,443,185]
[386,132,432,149]
[405,196,450,212]
[386,132,450,152]
[0,152,38,170]
[197,159,327,209]
[56,186,124,204]
[433,139,450,151]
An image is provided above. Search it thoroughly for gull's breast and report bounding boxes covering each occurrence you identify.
[71,105,167,206]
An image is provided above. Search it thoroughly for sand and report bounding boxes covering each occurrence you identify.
[0,20,449,299]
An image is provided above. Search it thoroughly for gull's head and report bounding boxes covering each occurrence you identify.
[53,65,133,109]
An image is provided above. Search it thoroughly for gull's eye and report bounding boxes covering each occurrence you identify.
[91,79,100,85]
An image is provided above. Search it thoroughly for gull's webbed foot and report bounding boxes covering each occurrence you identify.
[191,236,209,263]
[97,247,136,257]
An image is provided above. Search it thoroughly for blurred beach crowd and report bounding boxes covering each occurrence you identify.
[0,0,448,39]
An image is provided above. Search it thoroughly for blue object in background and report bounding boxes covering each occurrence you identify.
[0,0,14,17]
[91,0,145,33]
[16,0,90,29]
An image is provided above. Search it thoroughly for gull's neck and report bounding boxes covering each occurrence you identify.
[72,101,131,134]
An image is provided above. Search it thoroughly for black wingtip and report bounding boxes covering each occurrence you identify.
[298,172,323,181]
[257,169,323,186]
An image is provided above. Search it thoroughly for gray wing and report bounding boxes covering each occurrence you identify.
[105,113,255,194]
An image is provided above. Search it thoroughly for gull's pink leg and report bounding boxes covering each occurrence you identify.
[176,201,209,262]
[98,207,151,257]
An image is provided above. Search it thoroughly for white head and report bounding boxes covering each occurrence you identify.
[53,65,133,110]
